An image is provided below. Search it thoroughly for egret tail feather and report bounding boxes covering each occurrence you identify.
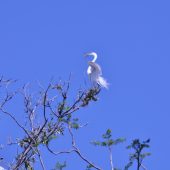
[97,76,109,89]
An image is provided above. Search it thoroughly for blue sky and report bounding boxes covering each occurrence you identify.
[0,1,170,169]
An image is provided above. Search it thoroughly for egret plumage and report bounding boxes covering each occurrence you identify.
[85,52,109,89]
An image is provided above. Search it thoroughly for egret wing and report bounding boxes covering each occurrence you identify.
[88,62,102,75]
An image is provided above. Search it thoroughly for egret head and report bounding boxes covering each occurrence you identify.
[84,52,98,62]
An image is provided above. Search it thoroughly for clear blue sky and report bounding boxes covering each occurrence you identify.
[0,1,170,169]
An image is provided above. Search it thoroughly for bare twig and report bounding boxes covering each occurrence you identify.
[43,84,51,122]
[46,144,74,155]
[0,78,102,169]
[68,124,102,170]
[141,163,147,170]
[34,148,46,170]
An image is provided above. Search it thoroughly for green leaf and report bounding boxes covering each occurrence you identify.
[91,141,101,146]
[114,138,126,145]
[124,161,133,170]
[86,164,94,170]
[140,152,151,158]
[53,161,66,170]
[71,122,79,129]
[102,129,112,139]
[101,141,107,146]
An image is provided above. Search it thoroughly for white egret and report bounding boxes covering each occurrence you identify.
[85,52,109,89]
[0,166,5,170]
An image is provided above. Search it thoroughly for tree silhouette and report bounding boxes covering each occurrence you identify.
[0,76,150,170]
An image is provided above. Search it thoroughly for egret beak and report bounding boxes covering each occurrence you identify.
[84,53,91,57]
[84,53,88,57]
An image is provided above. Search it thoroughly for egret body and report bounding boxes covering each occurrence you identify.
[85,52,108,89]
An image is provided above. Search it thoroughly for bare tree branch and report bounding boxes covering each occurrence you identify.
[68,124,102,170]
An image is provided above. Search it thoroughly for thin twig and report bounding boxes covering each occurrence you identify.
[68,124,102,170]
[35,148,46,170]
[43,84,51,122]
[46,144,74,155]
[141,163,147,170]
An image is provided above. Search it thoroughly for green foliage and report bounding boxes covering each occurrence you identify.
[53,161,66,170]
[70,118,80,129]
[125,139,151,170]
[103,129,111,138]
[81,87,100,107]
[0,78,152,170]
[91,129,125,147]
[86,164,95,170]
[23,157,35,170]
